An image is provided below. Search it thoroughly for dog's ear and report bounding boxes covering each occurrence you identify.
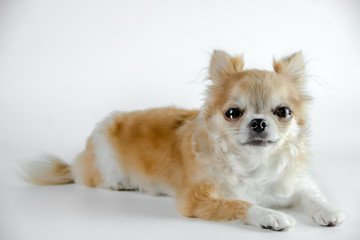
[209,50,244,83]
[273,51,305,84]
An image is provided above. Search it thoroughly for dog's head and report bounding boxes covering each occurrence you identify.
[203,50,311,153]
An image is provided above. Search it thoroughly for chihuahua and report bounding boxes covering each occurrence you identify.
[23,50,345,231]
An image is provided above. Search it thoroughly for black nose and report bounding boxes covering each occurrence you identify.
[250,119,267,133]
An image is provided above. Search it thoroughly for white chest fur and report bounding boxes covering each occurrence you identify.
[202,141,301,208]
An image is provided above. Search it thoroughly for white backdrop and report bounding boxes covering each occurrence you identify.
[1,1,359,240]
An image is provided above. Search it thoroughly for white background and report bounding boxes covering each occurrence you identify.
[1,0,360,239]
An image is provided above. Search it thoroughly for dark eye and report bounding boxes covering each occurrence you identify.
[274,106,292,119]
[224,108,243,120]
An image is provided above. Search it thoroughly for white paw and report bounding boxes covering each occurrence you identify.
[312,207,346,227]
[246,206,296,231]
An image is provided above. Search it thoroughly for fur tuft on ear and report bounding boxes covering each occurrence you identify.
[273,51,305,83]
[209,50,244,83]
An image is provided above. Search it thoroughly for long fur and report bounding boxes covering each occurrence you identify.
[22,155,73,185]
[23,50,345,231]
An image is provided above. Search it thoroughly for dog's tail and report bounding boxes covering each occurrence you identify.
[21,155,74,185]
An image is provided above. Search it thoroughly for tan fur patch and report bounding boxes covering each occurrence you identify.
[106,107,200,192]
[177,183,252,221]
[75,137,103,187]
[52,161,72,179]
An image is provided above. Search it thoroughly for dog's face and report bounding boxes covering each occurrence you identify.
[205,50,311,152]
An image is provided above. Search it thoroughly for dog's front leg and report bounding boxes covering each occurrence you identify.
[177,184,295,231]
[294,177,346,227]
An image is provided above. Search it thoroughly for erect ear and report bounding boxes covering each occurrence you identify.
[209,50,244,83]
[273,51,305,83]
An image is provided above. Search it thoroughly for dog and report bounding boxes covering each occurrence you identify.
[23,50,345,231]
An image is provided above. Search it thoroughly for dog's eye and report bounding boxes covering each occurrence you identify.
[224,108,243,120]
[274,107,292,119]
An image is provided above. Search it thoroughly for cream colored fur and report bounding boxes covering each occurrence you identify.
[23,50,345,231]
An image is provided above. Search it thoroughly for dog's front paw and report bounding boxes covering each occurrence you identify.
[246,206,296,231]
[312,207,346,227]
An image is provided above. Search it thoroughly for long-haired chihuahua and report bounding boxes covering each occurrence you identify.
[23,50,345,231]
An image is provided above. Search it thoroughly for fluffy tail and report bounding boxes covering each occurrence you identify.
[22,155,74,185]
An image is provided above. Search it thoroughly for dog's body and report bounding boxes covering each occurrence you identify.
[23,50,345,231]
